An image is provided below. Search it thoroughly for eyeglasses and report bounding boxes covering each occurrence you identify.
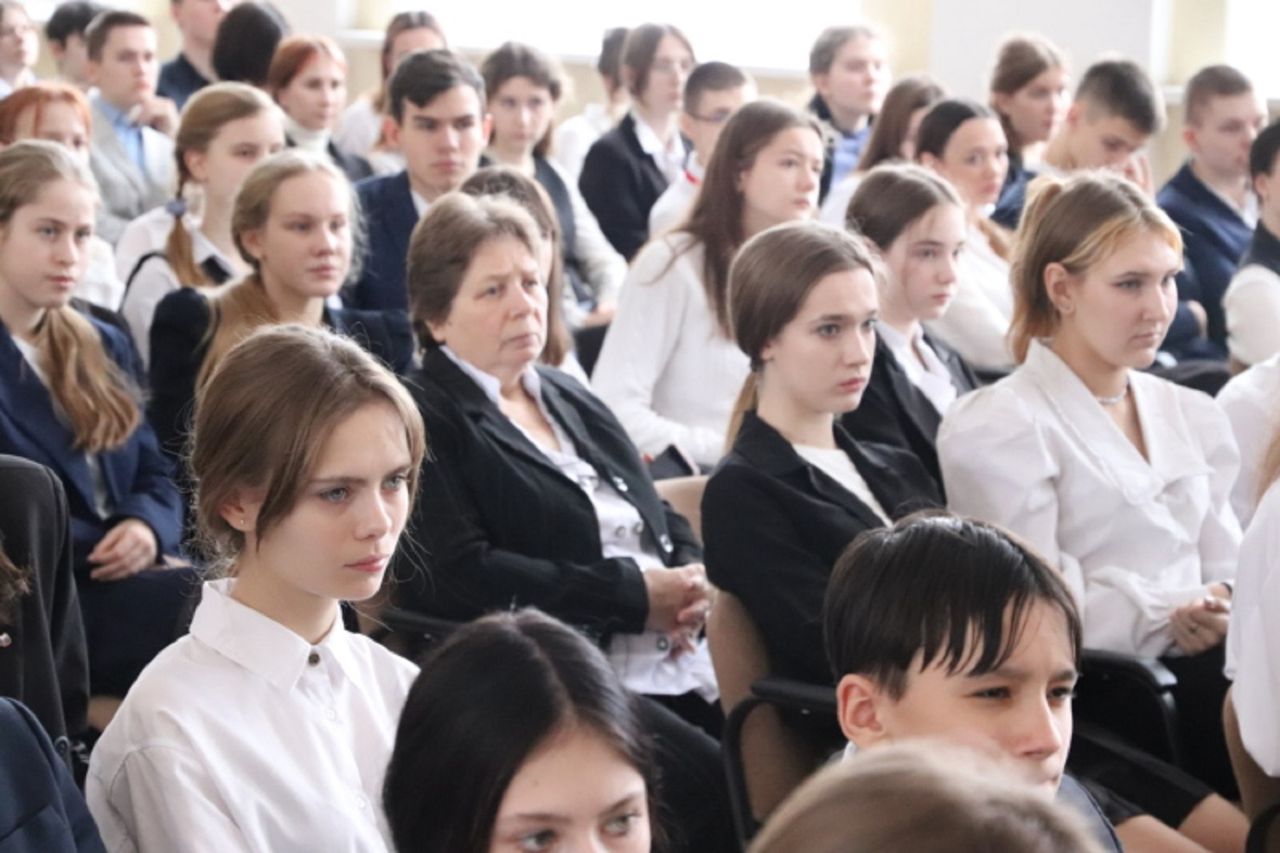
[651,59,695,77]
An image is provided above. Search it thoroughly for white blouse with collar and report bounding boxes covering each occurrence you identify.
[86,579,418,853]
[937,340,1241,657]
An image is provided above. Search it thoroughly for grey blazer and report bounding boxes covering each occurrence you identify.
[89,100,175,245]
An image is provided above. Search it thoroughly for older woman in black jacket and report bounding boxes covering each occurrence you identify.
[392,191,732,852]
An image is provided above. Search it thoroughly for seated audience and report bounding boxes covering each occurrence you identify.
[702,219,939,695]
[0,697,104,852]
[840,164,977,487]
[0,83,122,310]
[0,141,191,700]
[807,25,890,198]
[751,742,1107,853]
[149,150,413,463]
[989,34,1069,226]
[939,172,1243,798]
[210,0,287,89]
[1224,121,1280,368]
[119,82,284,365]
[267,36,373,183]
[87,324,425,852]
[156,0,227,109]
[44,1,104,91]
[1218,351,1280,526]
[649,61,755,237]
[391,191,733,851]
[0,1,36,98]
[480,41,626,321]
[384,609,660,853]
[579,23,695,260]
[819,73,946,225]
[85,10,177,244]
[0,455,88,747]
[915,99,1016,372]
[592,100,823,469]
[348,49,490,313]
[335,11,446,166]
[552,27,630,184]
[1159,65,1266,359]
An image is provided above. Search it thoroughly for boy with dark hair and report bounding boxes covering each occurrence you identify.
[1224,121,1280,366]
[44,0,104,90]
[348,49,490,312]
[648,61,754,236]
[824,512,1247,853]
[1159,65,1266,359]
[84,9,176,244]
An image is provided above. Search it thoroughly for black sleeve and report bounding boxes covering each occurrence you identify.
[579,141,650,261]
[146,289,210,462]
[39,467,89,742]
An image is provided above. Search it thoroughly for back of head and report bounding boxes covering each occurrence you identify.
[1073,58,1163,135]
[1251,120,1280,181]
[597,27,629,88]
[1183,63,1253,126]
[84,8,150,62]
[1008,170,1180,362]
[846,162,960,250]
[914,97,997,161]
[749,741,1103,853]
[857,74,946,171]
[684,61,750,118]
[383,609,655,853]
[0,81,91,145]
[822,512,1081,695]
[45,0,104,45]
[190,324,425,571]
[211,1,288,87]
[387,48,484,125]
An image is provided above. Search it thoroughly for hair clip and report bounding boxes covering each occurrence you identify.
[165,198,188,218]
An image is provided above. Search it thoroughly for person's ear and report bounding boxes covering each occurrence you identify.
[836,674,891,748]
[1181,124,1201,156]
[918,150,942,172]
[384,115,402,149]
[480,112,493,147]
[219,488,263,535]
[1044,261,1075,316]
[184,148,209,184]
[1063,101,1083,130]
[239,226,265,264]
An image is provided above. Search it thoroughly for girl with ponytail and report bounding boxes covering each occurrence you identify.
[702,220,939,697]
[117,82,285,366]
[0,140,192,701]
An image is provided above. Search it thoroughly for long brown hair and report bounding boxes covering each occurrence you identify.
[725,220,880,445]
[165,83,278,289]
[675,99,823,335]
[621,23,694,101]
[190,324,426,571]
[1007,172,1181,363]
[480,42,565,158]
[856,75,945,172]
[196,150,361,391]
[846,163,961,250]
[0,140,139,452]
[989,34,1066,155]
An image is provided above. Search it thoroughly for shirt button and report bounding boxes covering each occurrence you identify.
[326,708,338,721]
[0,633,10,649]
[632,521,644,536]
[614,524,627,539]
[612,476,629,493]
[307,651,320,666]
[657,636,670,652]
[659,534,673,553]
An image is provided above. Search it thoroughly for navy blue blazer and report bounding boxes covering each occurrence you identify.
[702,411,941,687]
[348,170,419,312]
[1158,161,1252,351]
[0,698,105,853]
[147,287,416,462]
[0,316,182,572]
[579,114,674,261]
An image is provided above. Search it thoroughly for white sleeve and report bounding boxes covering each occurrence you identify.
[591,240,722,464]
[1228,483,1280,774]
[1183,391,1243,584]
[819,175,858,226]
[559,161,627,307]
[939,388,1215,656]
[1225,266,1280,367]
[88,745,250,853]
[551,117,595,185]
[1219,370,1278,527]
[334,97,381,159]
[924,272,1015,372]
[120,258,180,369]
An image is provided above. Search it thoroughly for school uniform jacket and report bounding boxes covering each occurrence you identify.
[147,287,415,462]
[702,411,941,686]
[0,455,89,746]
[391,347,701,643]
[938,339,1241,657]
[88,100,176,245]
[347,170,419,312]
[578,114,672,261]
[0,316,183,571]
[840,332,977,488]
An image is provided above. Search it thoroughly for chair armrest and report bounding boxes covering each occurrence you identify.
[1081,648,1177,692]
[751,677,838,716]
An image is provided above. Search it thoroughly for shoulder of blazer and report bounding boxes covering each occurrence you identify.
[153,285,212,333]
[723,410,808,478]
[841,429,943,509]
[328,306,414,372]
[357,171,411,215]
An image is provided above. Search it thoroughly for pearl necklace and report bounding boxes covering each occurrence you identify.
[1095,379,1130,407]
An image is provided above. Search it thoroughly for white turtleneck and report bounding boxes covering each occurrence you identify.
[284,113,330,155]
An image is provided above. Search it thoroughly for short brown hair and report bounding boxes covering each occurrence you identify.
[846,163,961,250]
[84,9,150,62]
[191,324,427,570]
[808,24,880,76]
[1074,58,1163,135]
[405,192,542,350]
[1183,64,1253,126]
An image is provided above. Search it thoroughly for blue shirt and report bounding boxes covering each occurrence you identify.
[92,94,146,175]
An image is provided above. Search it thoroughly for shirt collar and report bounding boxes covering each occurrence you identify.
[440,345,540,405]
[631,111,685,161]
[93,94,136,130]
[189,578,359,690]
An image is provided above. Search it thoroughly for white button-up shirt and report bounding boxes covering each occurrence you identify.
[1217,354,1280,527]
[877,321,959,416]
[87,579,418,853]
[631,111,686,184]
[938,340,1241,657]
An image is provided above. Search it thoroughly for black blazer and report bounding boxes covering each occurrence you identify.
[578,114,675,261]
[392,348,701,642]
[147,287,415,461]
[702,411,940,686]
[841,332,978,489]
[348,170,418,312]
[0,698,104,852]
[0,456,89,747]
